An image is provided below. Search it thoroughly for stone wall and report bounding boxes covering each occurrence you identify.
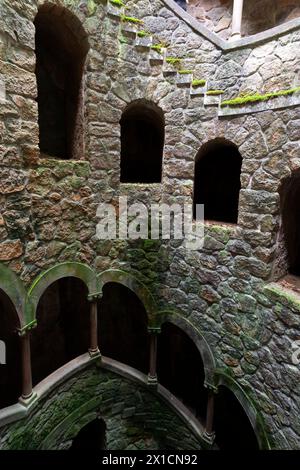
[0,0,300,450]
[0,363,201,450]
[187,0,300,39]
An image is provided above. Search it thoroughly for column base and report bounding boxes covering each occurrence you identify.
[229,32,242,42]
[202,430,215,446]
[89,348,101,359]
[148,375,158,387]
[19,391,38,408]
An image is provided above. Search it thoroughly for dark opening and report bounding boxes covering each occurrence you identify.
[99,283,149,373]
[0,290,22,409]
[35,5,88,159]
[214,386,259,450]
[31,277,90,385]
[157,323,207,421]
[70,418,107,450]
[193,139,242,223]
[120,100,164,183]
[280,170,300,276]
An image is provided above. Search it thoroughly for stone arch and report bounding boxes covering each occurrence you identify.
[0,263,26,327]
[215,371,271,450]
[34,2,89,160]
[97,270,157,324]
[25,262,100,324]
[157,311,216,387]
[120,99,165,183]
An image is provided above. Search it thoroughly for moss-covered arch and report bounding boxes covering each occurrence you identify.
[97,269,157,325]
[0,263,27,327]
[25,262,100,324]
[215,371,271,450]
[157,310,216,387]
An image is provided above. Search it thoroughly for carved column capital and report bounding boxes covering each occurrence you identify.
[87,291,103,302]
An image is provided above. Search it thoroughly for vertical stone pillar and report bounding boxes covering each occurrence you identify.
[88,293,102,358]
[148,327,160,386]
[203,386,217,445]
[18,321,37,406]
[230,0,244,40]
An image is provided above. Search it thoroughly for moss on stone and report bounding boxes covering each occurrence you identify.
[137,30,151,38]
[121,14,143,24]
[109,0,125,7]
[178,69,193,75]
[221,86,300,108]
[151,44,164,53]
[206,89,224,95]
[192,79,206,87]
[166,57,181,65]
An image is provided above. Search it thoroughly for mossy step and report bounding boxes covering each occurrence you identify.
[221,86,300,108]
[176,71,193,87]
[107,2,124,17]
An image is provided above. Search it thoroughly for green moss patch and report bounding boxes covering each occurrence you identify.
[206,89,224,96]
[178,69,193,75]
[121,14,143,24]
[192,79,206,87]
[151,44,164,53]
[221,86,300,108]
[137,30,151,38]
[109,0,125,7]
[166,57,181,66]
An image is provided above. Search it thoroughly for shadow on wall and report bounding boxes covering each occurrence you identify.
[0,289,22,408]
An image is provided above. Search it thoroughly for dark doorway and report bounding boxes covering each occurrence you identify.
[0,290,22,408]
[70,418,107,450]
[120,100,164,183]
[31,277,90,386]
[99,283,149,373]
[35,5,88,159]
[193,139,242,223]
[280,170,300,276]
[214,385,259,450]
[157,322,207,421]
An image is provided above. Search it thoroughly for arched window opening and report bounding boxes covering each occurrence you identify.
[157,323,207,421]
[120,100,164,183]
[214,386,259,450]
[99,283,149,373]
[280,170,300,276]
[70,418,107,450]
[0,290,21,408]
[31,277,90,386]
[35,5,89,160]
[193,139,242,224]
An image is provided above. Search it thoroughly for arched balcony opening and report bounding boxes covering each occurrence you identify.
[31,277,90,386]
[99,283,149,374]
[35,5,89,160]
[157,322,208,422]
[193,138,242,224]
[214,385,259,449]
[0,289,22,409]
[120,100,164,183]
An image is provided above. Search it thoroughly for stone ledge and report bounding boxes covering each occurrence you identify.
[219,94,300,117]
[264,281,300,313]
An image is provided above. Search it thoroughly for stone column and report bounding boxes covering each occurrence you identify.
[88,293,102,358]
[148,327,160,386]
[203,386,216,445]
[230,0,244,40]
[18,321,37,406]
